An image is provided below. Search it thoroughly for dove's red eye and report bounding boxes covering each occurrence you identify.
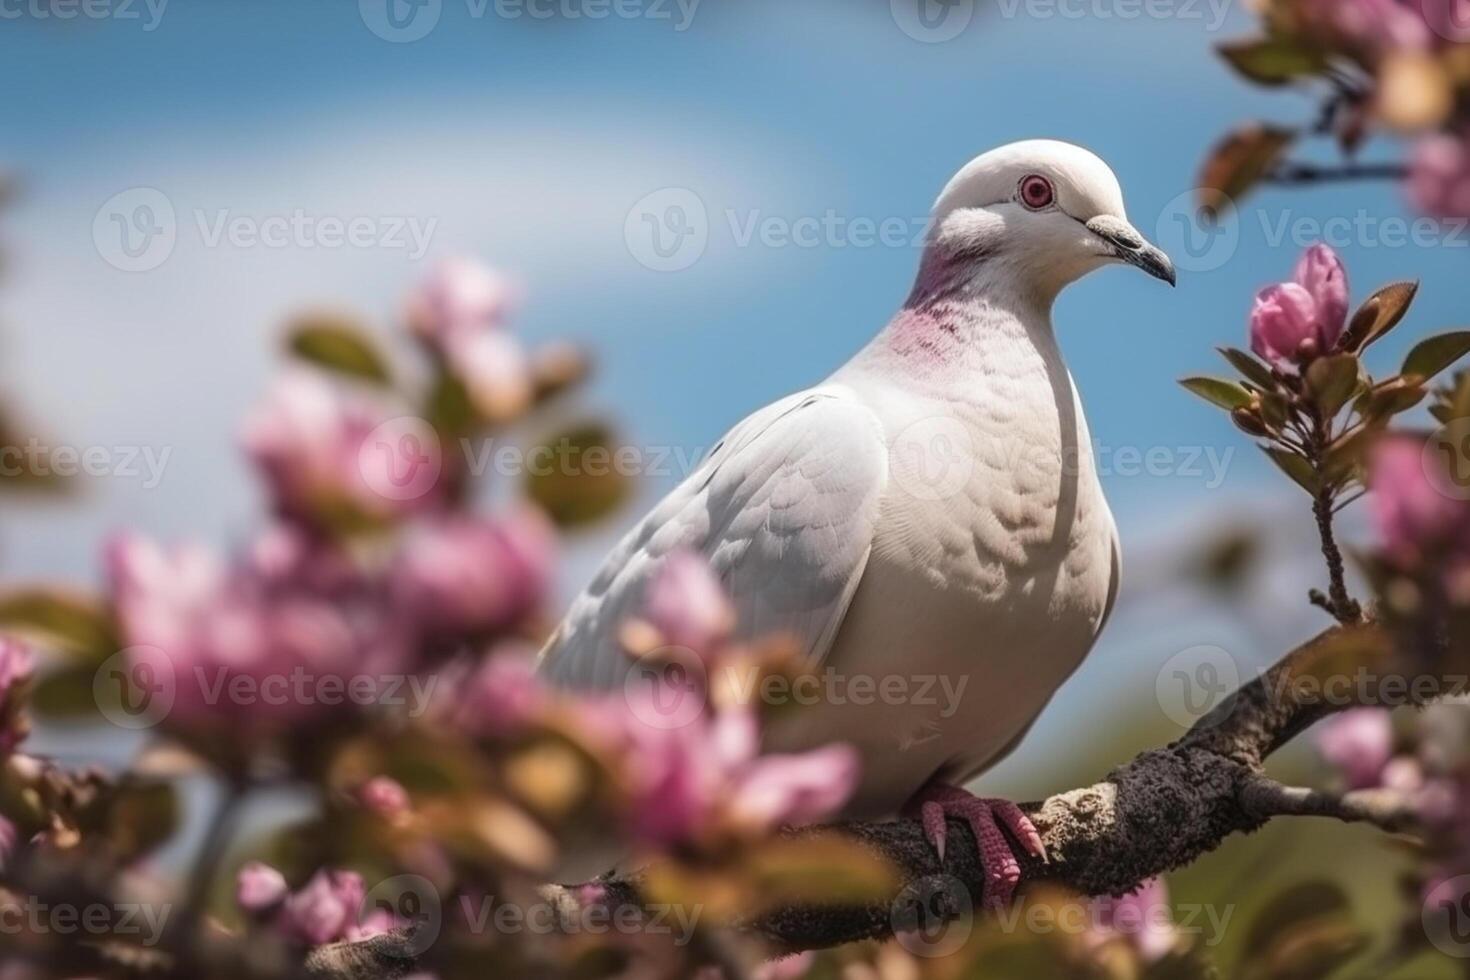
[1019,175,1055,210]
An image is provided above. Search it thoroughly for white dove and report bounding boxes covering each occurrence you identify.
[538,139,1175,906]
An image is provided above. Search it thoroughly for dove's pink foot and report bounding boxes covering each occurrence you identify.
[905,782,1046,911]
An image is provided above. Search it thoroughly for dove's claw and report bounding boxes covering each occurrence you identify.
[905,783,1043,911]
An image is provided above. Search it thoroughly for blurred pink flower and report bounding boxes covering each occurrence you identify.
[731,745,862,830]
[1249,245,1349,367]
[1316,708,1394,789]
[1090,876,1177,964]
[405,258,532,421]
[612,701,857,849]
[444,329,533,422]
[406,257,519,339]
[1409,132,1470,220]
[754,953,814,980]
[644,550,736,656]
[108,531,414,732]
[1417,0,1470,44]
[281,869,366,946]
[1369,437,1467,565]
[451,644,547,737]
[1300,0,1434,55]
[243,370,443,526]
[0,638,34,755]
[236,861,290,913]
[358,776,411,821]
[391,508,555,637]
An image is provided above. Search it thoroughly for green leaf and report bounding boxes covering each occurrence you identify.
[1305,353,1359,418]
[1403,330,1470,382]
[1179,376,1253,411]
[1218,346,1278,390]
[1341,281,1419,352]
[287,317,393,385]
[0,588,118,663]
[524,423,632,528]
[29,663,101,720]
[1238,881,1368,980]
[1197,123,1296,219]
[1263,447,1319,494]
[1218,37,1329,87]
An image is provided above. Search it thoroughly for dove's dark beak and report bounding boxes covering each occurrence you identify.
[1085,215,1176,287]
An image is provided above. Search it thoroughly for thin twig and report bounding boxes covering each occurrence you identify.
[1265,161,1409,186]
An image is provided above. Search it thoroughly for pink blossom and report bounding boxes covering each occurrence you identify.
[242,370,443,525]
[754,953,815,980]
[609,700,857,849]
[1369,437,1467,565]
[405,257,519,339]
[236,861,290,913]
[452,645,547,737]
[1090,877,1177,964]
[1409,132,1470,220]
[358,777,411,821]
[391,508,555,637]
[1249,245,1350,367]
[643,550,736,656]
[443,329,533,422]
[281,869,366,946]
[731,745,861,830]
[1300,0,1434,56]
[1292,244,1350,347]
[1416,0,1470,45]
[1315,708,1394,790]
[108,531,413,732]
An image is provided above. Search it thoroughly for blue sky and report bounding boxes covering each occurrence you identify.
[3,0,1458,779]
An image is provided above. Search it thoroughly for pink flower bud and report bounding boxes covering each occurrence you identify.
[643,550,735,655]
[282,869,365,946]
[1250,282,1321,367]
[1300,0,1433,56]
[444,330,533,422]
[1292,243,1350,349]
[1315,708,1393,790]
[358,777,411,821]
[405,257,519,339]
[236,861,290,913]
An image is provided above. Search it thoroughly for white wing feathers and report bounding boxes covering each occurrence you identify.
[537,384,888,692]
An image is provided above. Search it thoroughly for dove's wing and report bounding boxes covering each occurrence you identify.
[538,384,888,691]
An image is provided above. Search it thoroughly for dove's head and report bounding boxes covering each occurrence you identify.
[917,139,1174,305]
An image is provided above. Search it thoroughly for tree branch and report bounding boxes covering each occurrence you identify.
[305,625,1411,978]
[1264,161,1409,186]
